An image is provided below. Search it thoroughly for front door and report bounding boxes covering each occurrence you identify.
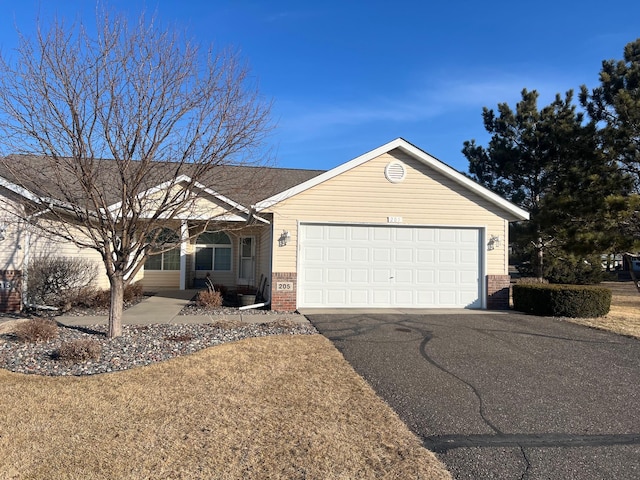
[238,236,255,286]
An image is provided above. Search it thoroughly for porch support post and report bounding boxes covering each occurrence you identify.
[179,220,188,290]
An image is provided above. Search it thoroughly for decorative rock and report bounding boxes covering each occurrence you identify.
[0,322,317,376]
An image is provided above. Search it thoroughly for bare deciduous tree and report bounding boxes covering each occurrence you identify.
[0,11,272,337]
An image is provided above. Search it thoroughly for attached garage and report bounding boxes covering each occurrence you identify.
[298,223,483,308]
[256,138,530,311]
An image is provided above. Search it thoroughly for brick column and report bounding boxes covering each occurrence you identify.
[0,270,22,313]
[271,272,297,312]
[487,274,510,310]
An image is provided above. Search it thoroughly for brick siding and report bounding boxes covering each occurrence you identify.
[0,270,22,313]
[270,272,297,312]
[486,274,510,310]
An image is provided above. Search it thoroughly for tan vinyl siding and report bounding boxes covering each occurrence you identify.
[27,227,111,289]
[142,270,180,289]
[139,184,234,220]
[267,149,511,275]
[0,193,26,271]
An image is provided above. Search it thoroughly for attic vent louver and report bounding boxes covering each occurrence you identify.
[384,161,406,183]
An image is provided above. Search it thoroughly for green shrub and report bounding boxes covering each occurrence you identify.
[513,284,611,318]
[515,277,549,285]
[14,318,59,343]
[544,254,606,285]
[53,339,102,362]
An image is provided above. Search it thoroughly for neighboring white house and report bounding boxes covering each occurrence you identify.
[0,138,529,312]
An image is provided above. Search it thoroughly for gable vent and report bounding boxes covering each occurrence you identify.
[384,161,406,183]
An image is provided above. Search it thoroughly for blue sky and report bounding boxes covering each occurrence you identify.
[0,1,639,173]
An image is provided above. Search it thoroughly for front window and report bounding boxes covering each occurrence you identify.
[195,231,232,271]
[146,228,181,271]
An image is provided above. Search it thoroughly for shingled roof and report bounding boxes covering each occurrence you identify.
[0,155,326,210]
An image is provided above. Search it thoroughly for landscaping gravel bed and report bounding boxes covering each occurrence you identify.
[0,320,317,377]
[179,303,282,315]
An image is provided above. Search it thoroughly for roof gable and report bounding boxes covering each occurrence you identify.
[254,138,529,220]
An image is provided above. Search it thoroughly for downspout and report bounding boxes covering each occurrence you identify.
[238,300,270,311]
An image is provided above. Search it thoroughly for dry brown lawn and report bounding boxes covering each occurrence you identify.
[566,281,640,339]
[0,335,451,480]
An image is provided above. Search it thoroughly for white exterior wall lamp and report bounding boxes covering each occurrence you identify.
[487,234,502,251]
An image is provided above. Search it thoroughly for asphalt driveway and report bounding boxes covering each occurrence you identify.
[306,311,640,479]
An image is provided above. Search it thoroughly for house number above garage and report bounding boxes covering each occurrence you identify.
[387,216,403,223]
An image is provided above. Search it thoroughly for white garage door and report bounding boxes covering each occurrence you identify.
[298,224,482,308]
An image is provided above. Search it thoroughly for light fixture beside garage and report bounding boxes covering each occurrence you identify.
[384,161,406,183]
[278,230,291,247]
[487,235,502,250]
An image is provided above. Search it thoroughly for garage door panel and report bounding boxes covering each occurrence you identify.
[327,247,346,262]
[303,268,323,282]
[395,289,414,304]
[327,269,346,283]
[327,289,347,304]
[302,289,323,304]
[395,248,413,262]
[373,269,392,283]
[350,228,370,241]
[395,228,413,241]
[417,270,435,284]
[304,225,324,240]
[372,290,392,305]
[373,248,391,262]
[438,290,457,305]
[350,248,369,262]
[438,270,457,284]
[304,246,324,261]
[298,224,482,309]
[349,269,369,283]
[395,269,413,283]
[327,226,347,240]
[417,229,435,242]
[438,229,456,242]
[348,289,369,304]
[373,228,392,241]
[418,249,435,263]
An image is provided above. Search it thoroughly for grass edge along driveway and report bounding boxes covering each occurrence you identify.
[0,334,451,480]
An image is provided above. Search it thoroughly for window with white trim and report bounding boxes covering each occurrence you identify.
[146,228,180,271]
[195,231,232,271]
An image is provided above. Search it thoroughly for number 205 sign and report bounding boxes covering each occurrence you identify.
[276,282,293,291]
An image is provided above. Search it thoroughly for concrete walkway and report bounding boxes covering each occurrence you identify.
[56,289,308,327]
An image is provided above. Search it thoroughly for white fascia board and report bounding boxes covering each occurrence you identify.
[254,138,529,221]
[0,175,79,213]
[394,141,530,221]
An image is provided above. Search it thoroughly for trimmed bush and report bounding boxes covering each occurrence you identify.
[515,277,549,285]
[196,290,223,308]
[513,284,611,318]
[73,283,145,309]
[14,318,59,343]
[27,254,97,307]
[53,339,102,362]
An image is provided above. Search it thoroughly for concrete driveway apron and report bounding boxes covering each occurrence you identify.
[305,312,640,479]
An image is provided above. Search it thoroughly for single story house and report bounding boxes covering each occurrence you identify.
[0,138,529,312]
